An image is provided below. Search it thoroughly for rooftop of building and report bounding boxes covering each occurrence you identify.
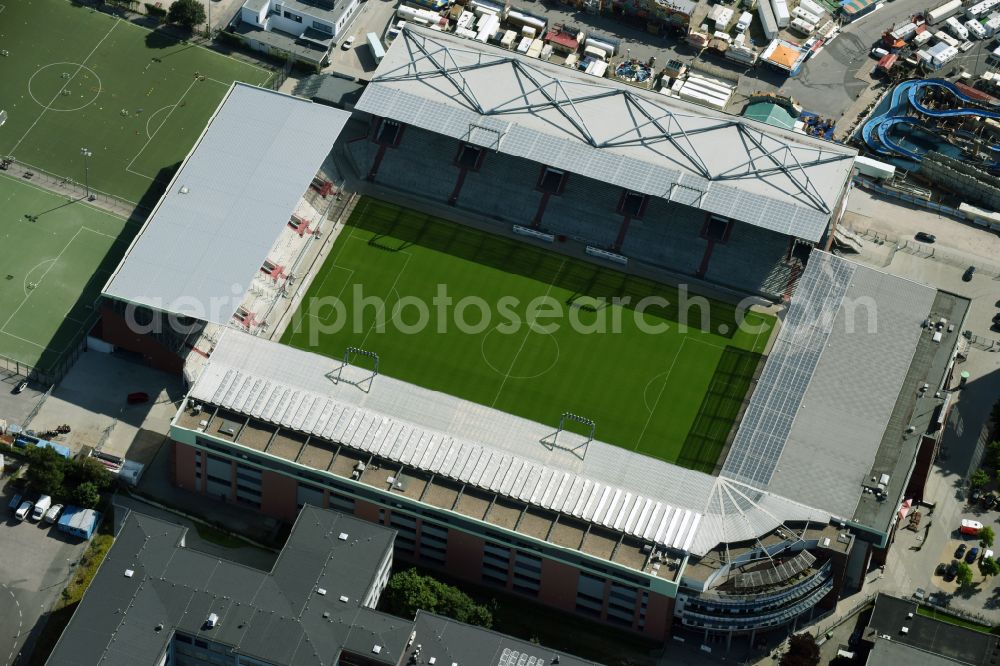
[682,521,852,587]
[102,83,350,324]
[355,25,857,244]
[722,251,966,534]
[47,506,410,666]
[407,611,602,666]
[863,594,1000,665]
[174,325,823,568]
[280,0,354,21]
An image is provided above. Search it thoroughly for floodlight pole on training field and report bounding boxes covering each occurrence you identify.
[80,147,95,201]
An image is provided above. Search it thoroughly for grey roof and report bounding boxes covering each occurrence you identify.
[182,329,826,557]
[865,594,1000,665]
[355,26,857,243]
[723,251,937,522]
[407,611,603,666]
[46,506,410,666]
[103,83,350,325]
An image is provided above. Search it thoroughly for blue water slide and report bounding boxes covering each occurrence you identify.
[862,79,1000,164]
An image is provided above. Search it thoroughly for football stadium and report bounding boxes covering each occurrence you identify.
[77,25,969,651]
[281,197,775,471]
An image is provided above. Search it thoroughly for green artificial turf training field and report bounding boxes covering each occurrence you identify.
[282,199,775,471]
[0,0,272,203]
[0,177,137,375]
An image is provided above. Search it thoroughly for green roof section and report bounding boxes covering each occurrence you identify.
[743,102,797,130]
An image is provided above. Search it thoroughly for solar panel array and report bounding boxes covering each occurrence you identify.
[498,649,544,666]
[721,253,855,487]
[190,366,704,552]
[733,551,816,590]
[359,28,856,243]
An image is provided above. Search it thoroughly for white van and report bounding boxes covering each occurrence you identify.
[31,495,51,522]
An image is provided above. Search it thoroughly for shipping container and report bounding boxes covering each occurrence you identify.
[793,6,822,25]
[798,0,826,17]
[772,0,790,27]
[890,21,917,41]
[927,0,962,24]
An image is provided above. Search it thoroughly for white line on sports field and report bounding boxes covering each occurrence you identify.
[9,20,119,155]
[0,228,84,333]
[490,259,566,408]
[358,251,412,350]
[125,77,198,181]
[634,338,687,450]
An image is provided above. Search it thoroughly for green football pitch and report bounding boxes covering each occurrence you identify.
[0,0,272,203]
[0,176,137,375]
[282,199,775,471]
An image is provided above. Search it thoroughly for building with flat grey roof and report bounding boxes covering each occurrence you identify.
[160,248,968,646]
[98,83,351,373]
[47,505,403,666]
[861,594,1000,665]
[342,25,857,300]
[47,505,598,666]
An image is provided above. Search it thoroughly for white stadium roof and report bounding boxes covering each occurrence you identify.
[185,329,826,557]
[103,83,351,325]
[355,26,857,243]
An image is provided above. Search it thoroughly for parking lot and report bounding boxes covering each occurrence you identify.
[0,492,88,666]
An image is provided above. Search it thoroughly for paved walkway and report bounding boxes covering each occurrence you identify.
[0,164,146,223]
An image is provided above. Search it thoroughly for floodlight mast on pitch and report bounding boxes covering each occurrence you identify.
[80,147,95,201]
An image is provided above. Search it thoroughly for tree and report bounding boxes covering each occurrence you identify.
[70,482,101,509]
[66,457,113,492]
[167,0,205,30]
[982,557,1000,578]
[779,633,820,666]
[26,446,66,498]
[985,441,1000,472]
[385,568,492,628]
[981,526,996,549]
[971,468,990,490]
[956,561,975,589]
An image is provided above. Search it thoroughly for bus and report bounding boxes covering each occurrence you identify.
[366,32,386,65]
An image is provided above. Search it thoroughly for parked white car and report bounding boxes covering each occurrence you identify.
[43,503,63,524]
[14,501,33,522]
[31,495,52,522]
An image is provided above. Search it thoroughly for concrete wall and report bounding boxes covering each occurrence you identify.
[344,125,794,300]
[920,152,1000,210]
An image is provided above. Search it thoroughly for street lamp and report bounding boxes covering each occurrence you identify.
[80,147,94,201]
